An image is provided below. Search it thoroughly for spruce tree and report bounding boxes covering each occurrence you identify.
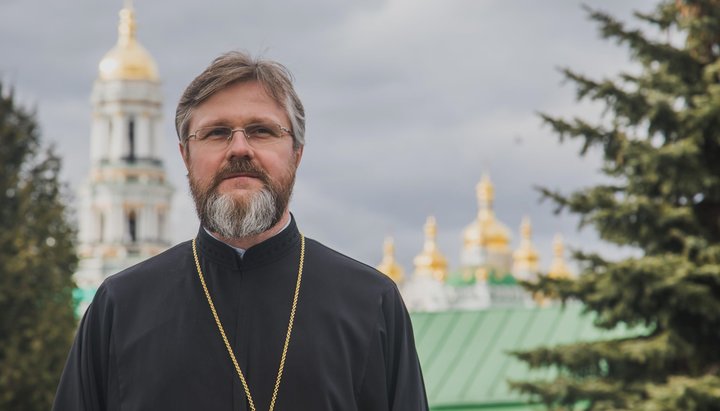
[511,1,720,410]
[0,82,78,410]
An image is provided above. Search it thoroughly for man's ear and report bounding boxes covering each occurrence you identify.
[293,146,304,169]
[179,143,190,170]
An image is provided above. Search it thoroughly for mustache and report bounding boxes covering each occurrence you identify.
[211,158,270,189]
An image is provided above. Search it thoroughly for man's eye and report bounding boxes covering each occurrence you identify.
[245,125,278,139]
[201,127,230,140]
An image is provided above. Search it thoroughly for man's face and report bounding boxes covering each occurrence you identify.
[180,81,303,239]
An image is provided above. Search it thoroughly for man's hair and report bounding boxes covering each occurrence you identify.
[175,51,305,149]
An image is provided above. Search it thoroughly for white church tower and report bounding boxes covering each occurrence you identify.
[74,3,173,306]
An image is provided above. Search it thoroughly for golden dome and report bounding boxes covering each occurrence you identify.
[548,234,572,279]
[413,216,448,281]
[98,3,159,81]
[377,237,405,284]
[512,216,540,273]
[463,174,511,251]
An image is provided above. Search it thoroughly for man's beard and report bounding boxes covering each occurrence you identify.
[188,157,296,240]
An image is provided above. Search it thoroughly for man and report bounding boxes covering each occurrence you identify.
[53,51,428,411]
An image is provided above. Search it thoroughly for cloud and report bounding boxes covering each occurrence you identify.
[0,0,658,274]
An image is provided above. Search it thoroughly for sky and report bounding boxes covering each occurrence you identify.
[0,0,659,274]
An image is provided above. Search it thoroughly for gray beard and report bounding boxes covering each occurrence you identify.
[187,155,296,241]
[203,186,279,239]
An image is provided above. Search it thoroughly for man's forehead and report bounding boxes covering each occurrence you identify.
[190,81,288,126]
[200,81,278,105]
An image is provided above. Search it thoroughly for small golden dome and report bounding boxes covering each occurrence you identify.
[548,234,572,279]
[377,237,405,284]
[98,3,159,81]
[463,174,511,251]
[413,216,448,281]
[512,216,540,273]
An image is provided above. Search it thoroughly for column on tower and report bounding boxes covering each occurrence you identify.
[157,204,169,244]
[153,114,164,160]
[108,202,124,244]
[110,112,127,162]
[96,207,105,242]
[83,205,97,245]
[90,113,110,163]
[135,113,150,159]
[142,203,157,242]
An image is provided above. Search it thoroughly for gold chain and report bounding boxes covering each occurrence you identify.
[191,234,305,411]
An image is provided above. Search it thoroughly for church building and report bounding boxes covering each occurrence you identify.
[382,174,572,312]
[73,4,174,313]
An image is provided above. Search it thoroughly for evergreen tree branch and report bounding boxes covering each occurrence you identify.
[510,376,642,410]
[584,5,703,84]
[0,81,77,410]
[514,2,720,408]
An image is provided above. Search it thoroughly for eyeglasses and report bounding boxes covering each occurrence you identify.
[187,123,293,150]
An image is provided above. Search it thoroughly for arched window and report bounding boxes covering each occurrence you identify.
[128,210,137,243]
[128,117,136,162]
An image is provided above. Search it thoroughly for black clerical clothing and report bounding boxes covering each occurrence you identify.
[53,218,428,411]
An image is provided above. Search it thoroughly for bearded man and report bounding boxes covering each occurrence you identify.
[53,52,428,411]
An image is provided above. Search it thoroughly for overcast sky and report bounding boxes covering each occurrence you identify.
[0,0,658,274]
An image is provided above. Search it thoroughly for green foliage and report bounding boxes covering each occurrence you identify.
[511,1,720,410]
[0,82,78,410]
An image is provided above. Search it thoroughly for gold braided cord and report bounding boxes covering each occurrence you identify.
[269,234,304,411]
[192,234,305,411]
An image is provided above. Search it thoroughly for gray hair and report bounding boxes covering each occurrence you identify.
[175,51,305,149]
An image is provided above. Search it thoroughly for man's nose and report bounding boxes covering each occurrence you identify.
[226,129,254,157]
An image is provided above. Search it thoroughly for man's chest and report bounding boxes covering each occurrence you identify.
[113,297,371,411]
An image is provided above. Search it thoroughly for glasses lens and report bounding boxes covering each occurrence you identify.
[244,123,284,147]
[197,126,232,142]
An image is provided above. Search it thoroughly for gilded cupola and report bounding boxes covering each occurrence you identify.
[413,216,448,282]
[377,237,405,284]
[548,234,572,279]
[98,2,159,81]
[463,174,511,252]
[512,216,540,278]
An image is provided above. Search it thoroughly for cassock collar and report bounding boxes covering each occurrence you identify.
[195,215,301,270]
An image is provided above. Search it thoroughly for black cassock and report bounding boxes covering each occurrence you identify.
[53,217,428,411]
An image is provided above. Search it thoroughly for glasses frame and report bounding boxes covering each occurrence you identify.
[186,123,294,149]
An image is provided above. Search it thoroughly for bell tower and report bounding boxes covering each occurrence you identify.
[74,2,174,310]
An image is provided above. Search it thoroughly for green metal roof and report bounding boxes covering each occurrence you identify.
[445,270,477,287]
[487,272,517,285]
[410,303,632,411]
[445,268,519,287]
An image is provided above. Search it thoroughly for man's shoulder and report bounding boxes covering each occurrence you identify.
[304,237,396,292]
[103,240,192,294]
